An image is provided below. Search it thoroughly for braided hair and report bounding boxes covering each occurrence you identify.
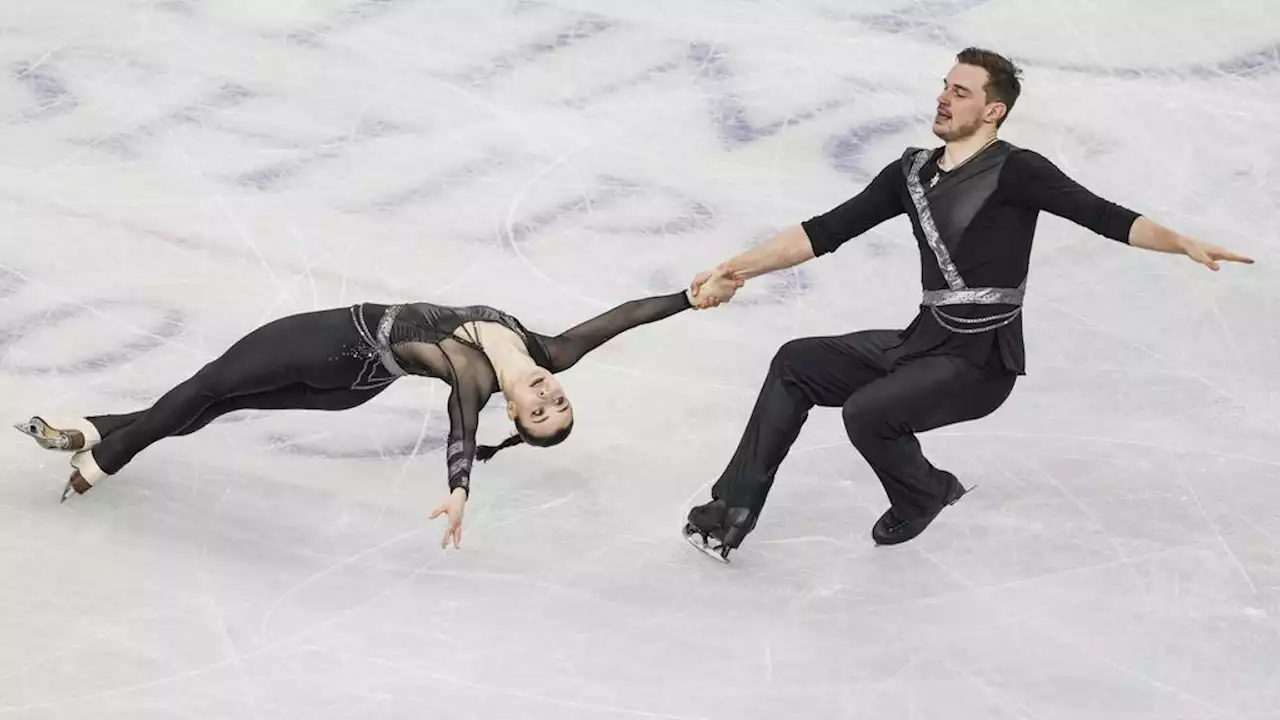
[476,433,524,461]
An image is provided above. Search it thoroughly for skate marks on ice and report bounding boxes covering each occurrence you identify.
[1026,40,1280,81]
[11,59,80,122]
[86,83,259,159]
[232,117,414,193]
[0,300,186,377]
[839,0,1280,80]
[685,42,856,150]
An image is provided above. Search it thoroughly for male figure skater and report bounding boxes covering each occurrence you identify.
[682,47,1254,562]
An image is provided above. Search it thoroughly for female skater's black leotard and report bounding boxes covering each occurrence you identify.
[84,292,694,494]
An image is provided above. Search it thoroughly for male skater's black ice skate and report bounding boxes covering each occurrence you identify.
[682,499,755,563]
[871,471,972,546]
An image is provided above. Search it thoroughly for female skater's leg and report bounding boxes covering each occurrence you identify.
[155,381,391,437]
[68,307,381,491]
[69,380,384,446]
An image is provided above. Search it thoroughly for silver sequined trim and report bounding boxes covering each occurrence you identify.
[446,441,472,482]
[351,305,377,349]
[906,150,964,291]
[922,282,1025,307]
[448,456,472,478]
[375,304,409,378]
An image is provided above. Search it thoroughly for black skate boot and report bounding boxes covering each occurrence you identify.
[872,471,970,546]
[683,499,728,561]
[683,500,755,563]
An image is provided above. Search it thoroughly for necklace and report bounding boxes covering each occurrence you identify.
[932,136,998,188]
[940,136,998,173]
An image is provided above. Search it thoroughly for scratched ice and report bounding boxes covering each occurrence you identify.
[1,1,1279,718]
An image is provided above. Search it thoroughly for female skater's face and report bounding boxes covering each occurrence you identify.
[506,367,573,436]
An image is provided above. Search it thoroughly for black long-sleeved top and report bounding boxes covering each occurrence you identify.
[376,292,693,495]
[801,141,1140,375]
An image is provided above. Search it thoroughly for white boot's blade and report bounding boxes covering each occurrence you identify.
[14,416,99,451]
[14,418,65,450]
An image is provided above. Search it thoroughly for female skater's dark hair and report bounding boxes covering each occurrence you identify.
[476,418,574,461]
[956,47,1022,126]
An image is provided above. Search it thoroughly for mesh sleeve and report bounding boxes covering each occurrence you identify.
[394,339,489,497]
[539,291,693,372]
[443,374,486,497]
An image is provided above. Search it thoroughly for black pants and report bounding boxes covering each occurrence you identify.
[711,330,1016,522]
[87,305,398,475]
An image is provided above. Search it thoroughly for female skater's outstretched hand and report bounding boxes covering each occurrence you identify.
[429,488,467,549]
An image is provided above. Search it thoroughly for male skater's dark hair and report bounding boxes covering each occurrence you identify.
[956,47,1023,126]
[477,418,574,461]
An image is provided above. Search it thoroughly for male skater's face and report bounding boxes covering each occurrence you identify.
[933,63,1004,141]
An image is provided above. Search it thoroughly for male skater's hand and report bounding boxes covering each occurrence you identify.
[429,488,467,549]
[689,265,743,309]
[1179,236,1255,271]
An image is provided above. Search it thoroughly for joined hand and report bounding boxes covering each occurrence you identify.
[689,265,744,309]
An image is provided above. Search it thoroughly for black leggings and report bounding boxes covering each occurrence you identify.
[712,329,1017,522]
[87,305,398,475]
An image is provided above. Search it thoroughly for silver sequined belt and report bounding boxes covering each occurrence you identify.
[921,286,1023,335]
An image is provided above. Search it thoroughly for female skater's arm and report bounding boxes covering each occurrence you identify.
[427,378,484,549]
[391,340,489,550]
[540,280,734,372]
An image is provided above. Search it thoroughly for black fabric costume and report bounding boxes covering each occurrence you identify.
[710,141,1141,531]
[84,292,694,495]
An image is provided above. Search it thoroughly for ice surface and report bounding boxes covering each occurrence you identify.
[2,1,1279,718]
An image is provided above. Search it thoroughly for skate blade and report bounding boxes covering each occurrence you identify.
[59,467,95,503]
[683,528,730,564]
[14,418,67,450]
[948,483,976,506]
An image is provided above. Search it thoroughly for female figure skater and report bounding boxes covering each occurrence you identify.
[16,276,739,547]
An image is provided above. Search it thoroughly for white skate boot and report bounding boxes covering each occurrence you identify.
[63,450,107,502]
[14,416,100,452]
